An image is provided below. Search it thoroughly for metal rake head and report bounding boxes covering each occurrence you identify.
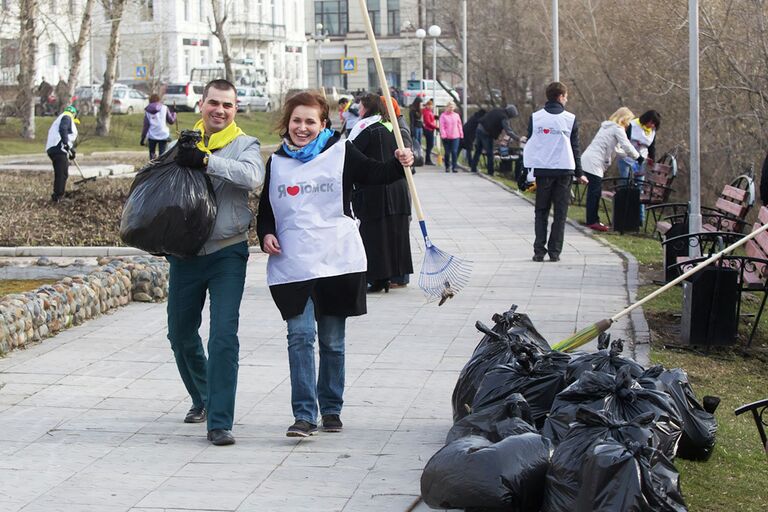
[418,244,472,304]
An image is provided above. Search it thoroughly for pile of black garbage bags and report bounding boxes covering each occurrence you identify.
[120,130,217,258]
[421,305,719,512]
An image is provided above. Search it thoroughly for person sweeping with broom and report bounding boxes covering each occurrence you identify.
[256,90,413,437]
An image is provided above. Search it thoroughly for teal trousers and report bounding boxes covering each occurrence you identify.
[166,241,248,431]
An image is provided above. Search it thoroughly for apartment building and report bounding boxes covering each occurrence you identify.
[304,0,456,94]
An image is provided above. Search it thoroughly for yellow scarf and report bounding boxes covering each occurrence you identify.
[634,118,652,136]
[192,119,244,154]
[63,111,81,125]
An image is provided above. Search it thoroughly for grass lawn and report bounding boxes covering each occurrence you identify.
[0,112,281,155]
[0,279,54,296]
[490,168,768,512]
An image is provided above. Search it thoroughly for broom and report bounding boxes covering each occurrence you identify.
[552,220,768,351]
[356,0,471,303]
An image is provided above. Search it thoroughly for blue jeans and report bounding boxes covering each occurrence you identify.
[585,172,603,225]
[424,130,435,164]
[166,241,248,431]
[618,158,645,222]
[470,128,495,175]
[286,298,346,424]
[442,138,460,171]
[412,127,423,159]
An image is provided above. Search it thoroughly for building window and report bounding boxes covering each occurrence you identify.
[425,0,437,27]
[367,0,380,35]
[140,0,154,21]
[199,0,205,20]
[314,1,348,36]
[367,57,400,89]
[183,0,190,21]
[321,59,346,89]
[69,0,76,14]
[1,39,19,67]
[184,49,191,75]
[386,0,400,36]
[48,43,58,66]
[48,0,57,14]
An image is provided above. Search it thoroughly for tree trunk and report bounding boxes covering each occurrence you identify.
[210,0,234,83]
[17,0,38,139]
[66,0,95,100]
[96,0,127,137]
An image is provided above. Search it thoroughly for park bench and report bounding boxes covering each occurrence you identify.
[597,152,678,229]
[735,398,768,456]
[667,205,768,346]
[651,171,755,238]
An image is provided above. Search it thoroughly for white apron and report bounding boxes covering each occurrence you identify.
[45,113,78,151]
[266,142,367,286]
[147,105,170,140]
[523,109,576,170]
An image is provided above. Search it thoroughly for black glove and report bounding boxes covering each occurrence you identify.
[140,138,146,146]
[636,155,645,166]
[68,148,76,161]
[176,144,207,169]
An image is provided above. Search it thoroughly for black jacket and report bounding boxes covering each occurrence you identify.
[526,100,583,177]
[461,109,486,150]
[256,132,406,319]
[479,108,521,140]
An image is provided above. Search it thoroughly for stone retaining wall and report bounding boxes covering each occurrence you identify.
[0,256,168,354]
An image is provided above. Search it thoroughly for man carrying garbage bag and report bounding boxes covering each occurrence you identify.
[166,79,264,446]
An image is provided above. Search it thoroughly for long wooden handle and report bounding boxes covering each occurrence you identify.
[610,220,768,323]
[356,0,426,222]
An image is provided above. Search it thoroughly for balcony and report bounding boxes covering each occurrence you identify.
[228,22,287,42]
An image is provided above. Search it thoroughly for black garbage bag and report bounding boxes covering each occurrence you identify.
[452,305,554,422]
[446,393,536,444]
[120,130,217,258]
[575,441,688,512]
[421,433,552,511]
[542,408,656,512]
[565,333,645,385]
[542,367,683,456]
[639,366,717,461]
[471,350,571,429]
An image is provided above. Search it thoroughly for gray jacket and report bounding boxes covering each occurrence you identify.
[200,134,264,254]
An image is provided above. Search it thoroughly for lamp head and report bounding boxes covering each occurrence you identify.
[428,25,441,37]
[415,28,426,39]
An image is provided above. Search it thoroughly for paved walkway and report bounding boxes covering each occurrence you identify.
[0,165,643,512]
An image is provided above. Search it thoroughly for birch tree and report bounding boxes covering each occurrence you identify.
[209,0,234,83]
[96,0,128,136]
[66,0,96,101]
[17,0,38,139]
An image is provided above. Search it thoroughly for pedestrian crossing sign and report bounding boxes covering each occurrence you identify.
[341,58,357,74]
[135,65,147,79]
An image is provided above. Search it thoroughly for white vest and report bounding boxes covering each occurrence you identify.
[146,105,170,140]
[628,119,655,158]
[523,109,576,170]
[266,142,367,286]
[45,113,78,151]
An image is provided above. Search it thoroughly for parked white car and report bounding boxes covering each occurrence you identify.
[93,85,148,114]
[403,79,457,107]
[236,87,271,112]
[163,82,205,112]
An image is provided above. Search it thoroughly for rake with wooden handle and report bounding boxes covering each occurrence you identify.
[356,0,471,303]
[552,220,768,351]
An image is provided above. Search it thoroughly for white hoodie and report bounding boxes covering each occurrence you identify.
[581,121,639,178]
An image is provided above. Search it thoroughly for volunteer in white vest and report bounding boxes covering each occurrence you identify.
[581,107,642,232]
[140,93,177,160]
[617,110,661,223]
[45,105,79,203]
[523,81,588,262]
[256,90,413,438]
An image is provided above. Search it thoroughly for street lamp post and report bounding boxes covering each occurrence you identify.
[462,0,468,121]
[552,0,559,81]
[428,24,441,115]
[310,23,330,90]
[415,28,426,82]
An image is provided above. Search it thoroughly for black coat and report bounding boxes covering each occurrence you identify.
[256,132,406,319]
[461,109,486,150]
[351,122,414,282]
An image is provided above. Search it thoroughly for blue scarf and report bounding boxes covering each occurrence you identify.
[282,129,334,163]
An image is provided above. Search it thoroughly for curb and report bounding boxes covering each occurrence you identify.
[478,172,651,365]
[0,246,265,257]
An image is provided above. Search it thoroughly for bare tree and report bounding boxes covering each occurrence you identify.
[96,0,128,136]
[17,0,38,139]
[66,0,96,100]
[209,0,234,83]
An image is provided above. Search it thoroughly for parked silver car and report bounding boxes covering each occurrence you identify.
[236,87,271,112]
[93,85,149,114]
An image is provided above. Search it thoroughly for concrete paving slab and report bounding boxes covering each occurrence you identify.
[0,165,645,511]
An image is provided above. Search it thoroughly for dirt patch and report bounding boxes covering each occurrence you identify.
[0,169,260,247]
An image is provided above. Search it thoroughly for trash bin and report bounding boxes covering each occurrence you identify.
[612,184,641,233]
[663,222,689,282]
[681,265,739,345]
